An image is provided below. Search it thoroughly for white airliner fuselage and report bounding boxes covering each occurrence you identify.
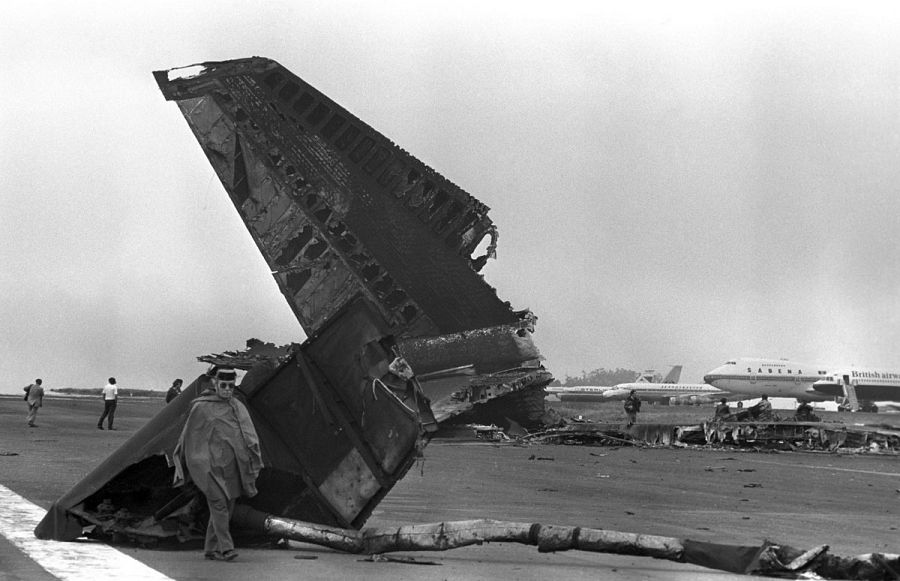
[703,357,900,406]
[544,385,612,402]
[703,358,831,401]
[602,382,727,404]
[546,366,688,402]
[545,369,728,404]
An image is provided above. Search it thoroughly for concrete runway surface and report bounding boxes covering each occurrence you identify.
[1,394,897,580]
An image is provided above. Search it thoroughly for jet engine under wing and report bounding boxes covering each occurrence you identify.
[153,57,522,340]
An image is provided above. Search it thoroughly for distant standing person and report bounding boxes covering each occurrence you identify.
[795,399,816,421]
[166,379,184,404]
[97,377,118,430]
[714,398,731,420]
[624,389,641,427]
[24,379,44,428]
[755,394,773,421]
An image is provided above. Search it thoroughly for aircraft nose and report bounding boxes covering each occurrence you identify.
[703,366,725,385]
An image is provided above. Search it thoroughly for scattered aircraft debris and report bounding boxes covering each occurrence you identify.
[524,423,640,447]
[470,424,510,441]
[521,419,900,453]
[35,55,553,547]
[358,554,442,566]
[36,298,437,543]
[701,420,900,452]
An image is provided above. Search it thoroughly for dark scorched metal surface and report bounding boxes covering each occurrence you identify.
[152,57,552,425]
[34,57,553,545]
[35,299,436,543]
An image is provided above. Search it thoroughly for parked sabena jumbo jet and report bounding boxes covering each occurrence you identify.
[546,366,727,404]
[703,357,900,412]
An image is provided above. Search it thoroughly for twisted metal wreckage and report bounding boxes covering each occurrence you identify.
[526,419,900,453]
[35,56,550,542]
[34,58,898,579]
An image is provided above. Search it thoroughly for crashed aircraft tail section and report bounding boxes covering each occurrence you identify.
[33,57,554,547]
[154,57,517,339]
[154,56,551,426]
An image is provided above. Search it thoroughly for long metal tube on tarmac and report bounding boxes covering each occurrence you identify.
[230,505,898,579]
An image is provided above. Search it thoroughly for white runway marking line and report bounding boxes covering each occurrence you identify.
[740,458,900,478]
[0,484,174,581]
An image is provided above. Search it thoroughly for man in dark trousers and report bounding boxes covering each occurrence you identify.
[97,377,118,430]
[173,367,263,562]
[624,389,641,427]
[25,379,44,427]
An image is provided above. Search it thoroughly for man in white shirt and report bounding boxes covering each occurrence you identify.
[97,377,118,430]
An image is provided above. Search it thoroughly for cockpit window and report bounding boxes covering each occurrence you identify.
[726,361,736,365]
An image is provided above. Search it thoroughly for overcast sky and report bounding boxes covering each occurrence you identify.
[3,1,900,393]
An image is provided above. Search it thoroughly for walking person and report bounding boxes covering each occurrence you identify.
[166,378,183,404]
[173,366,263,562]
[97,377,118,430]
[24,379,44,427]
[624,389,641,428]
